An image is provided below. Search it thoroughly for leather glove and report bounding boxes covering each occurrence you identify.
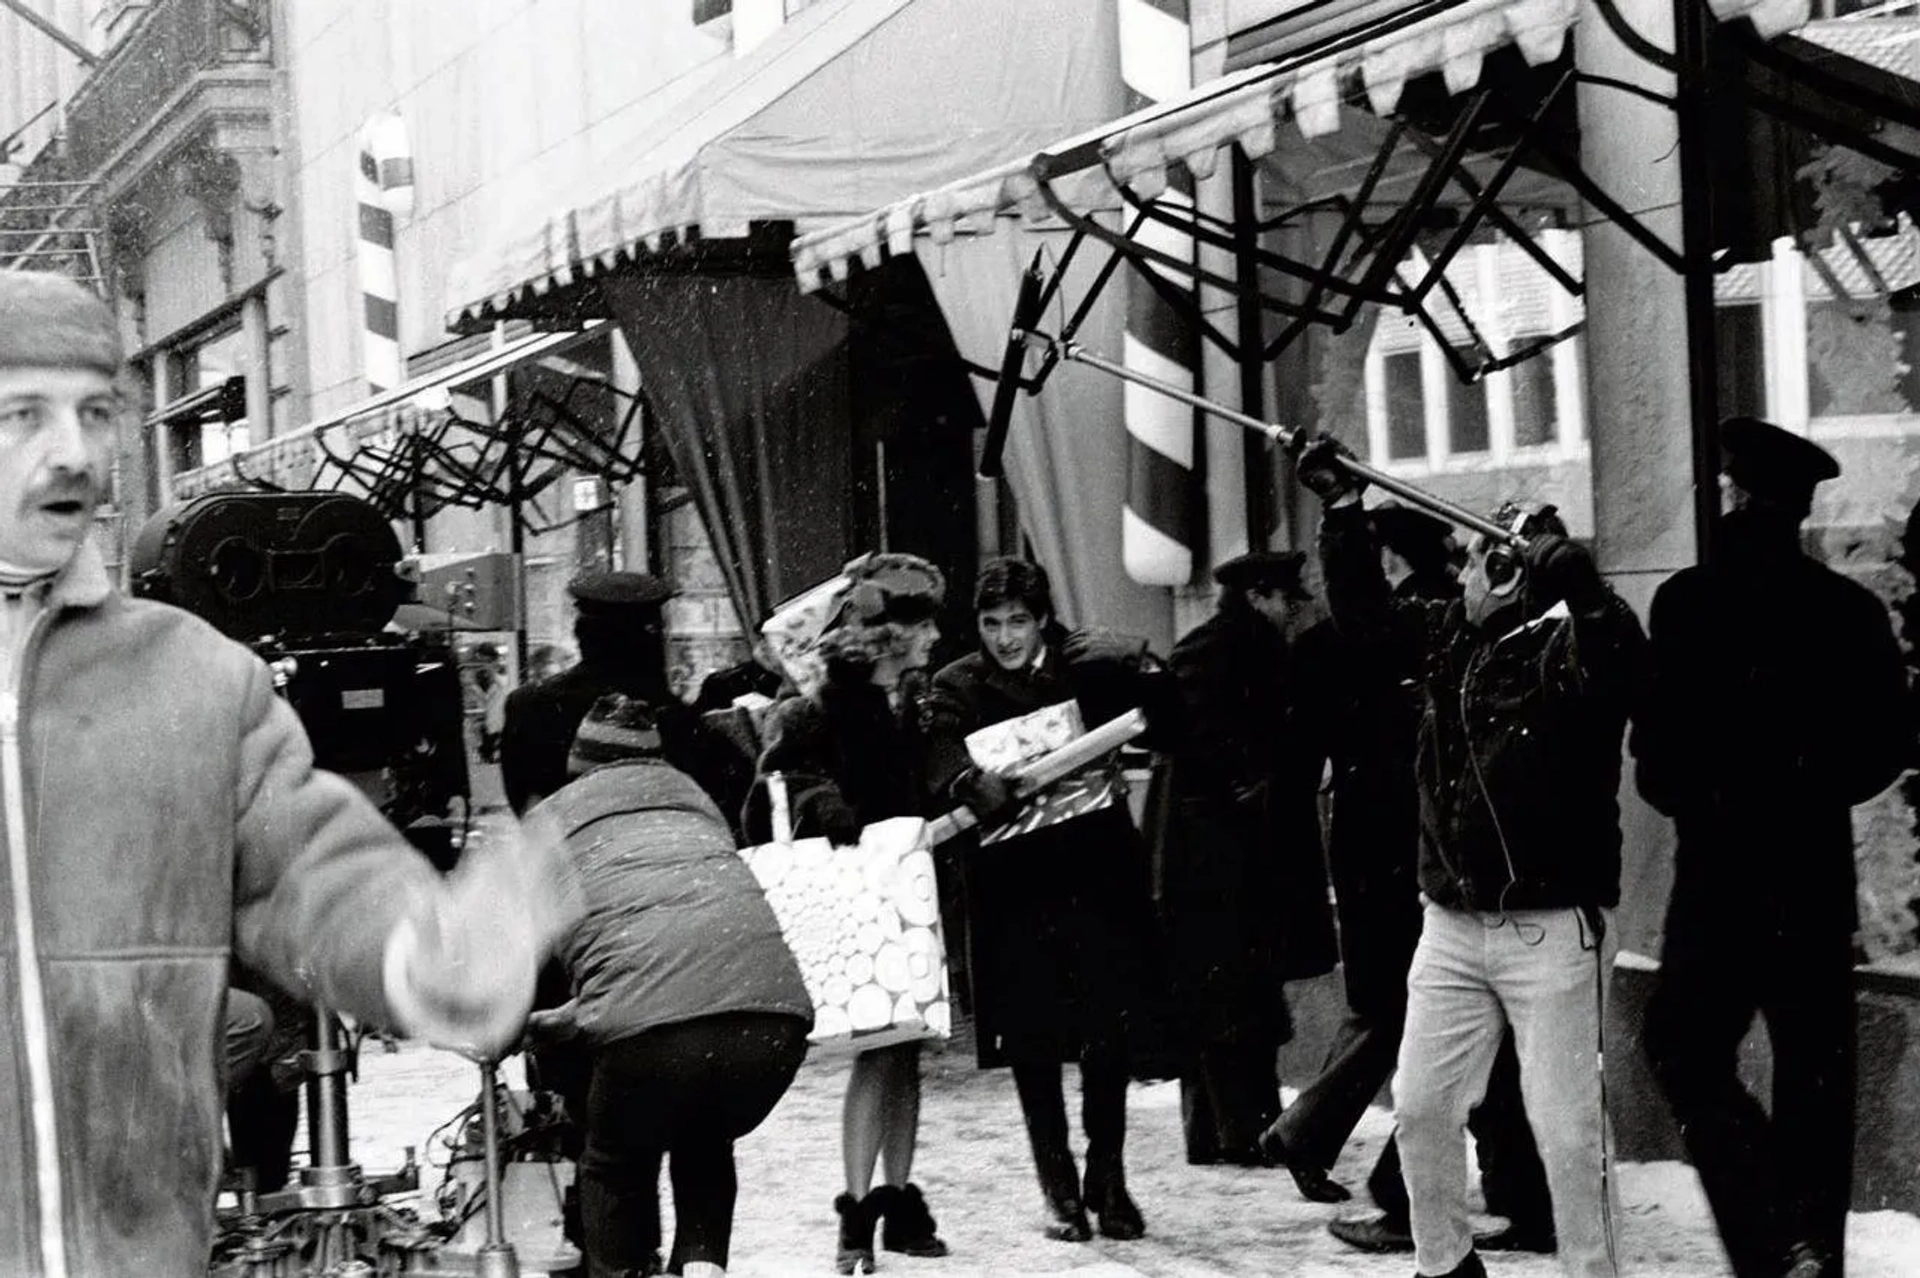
[1290,434,1367,503]
[385,809,582,1062]
[1060,627,1149,669]
[1521,533,1606,610]
[953,766,1020,826]
[811,795,864,846]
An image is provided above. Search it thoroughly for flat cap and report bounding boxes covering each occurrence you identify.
[1213,549,1308,595]
[568,570,674,610]
[1721,416,1839,512]
[0,271,121,376]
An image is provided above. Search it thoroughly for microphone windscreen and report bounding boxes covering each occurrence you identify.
[979,253,1047,479]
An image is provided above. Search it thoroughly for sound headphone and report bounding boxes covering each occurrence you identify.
[1482,502,1560,596]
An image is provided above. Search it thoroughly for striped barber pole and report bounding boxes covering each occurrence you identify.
[1117,0,1201,587]
[356,112,415,395]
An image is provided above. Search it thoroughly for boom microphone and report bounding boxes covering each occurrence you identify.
[979,251,1048,479]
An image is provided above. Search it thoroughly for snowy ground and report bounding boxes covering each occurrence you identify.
[329,1034,1920,1277]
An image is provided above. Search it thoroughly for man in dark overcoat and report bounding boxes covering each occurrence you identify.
[1161,551,1338,1170]
[1634,417,1910,1278]
[1265,507,1553,1254]
[926,557,1177,1244]
[499,571,748,825]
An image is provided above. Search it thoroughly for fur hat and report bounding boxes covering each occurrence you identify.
[567,693,665,777]
[0,272,121,376]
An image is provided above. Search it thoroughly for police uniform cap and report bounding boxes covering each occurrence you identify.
[567,570,674,615]
[1212,550,1308,595]
[1721,416,1840,512]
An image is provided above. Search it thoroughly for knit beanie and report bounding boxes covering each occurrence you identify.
[567,693,666,778]
[0,272,122,375]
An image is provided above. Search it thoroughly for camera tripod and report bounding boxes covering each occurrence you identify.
[214,1012,536,1277]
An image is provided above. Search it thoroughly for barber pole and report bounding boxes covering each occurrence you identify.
[1117,0,1201,587]
[356,113,415,394]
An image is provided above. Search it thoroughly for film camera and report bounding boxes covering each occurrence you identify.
[130,493,571,1276]
[130,490,470,866]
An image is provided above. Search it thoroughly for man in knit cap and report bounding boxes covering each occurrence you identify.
[0,271,572,1276]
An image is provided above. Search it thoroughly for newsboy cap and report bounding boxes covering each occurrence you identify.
[1721,416,1839,513]
[567,570,674,615]
[0,271,121,376]
[1213,550,1309,596]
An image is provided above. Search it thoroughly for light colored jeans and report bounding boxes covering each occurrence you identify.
[1394,899,1621,1278]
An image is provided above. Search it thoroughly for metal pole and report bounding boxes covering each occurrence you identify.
[1231,148,1276,548]
[0,0,97,66]
[1673,0,1722,564]
[1035,333,1520,545]
[475,1060,520,1278]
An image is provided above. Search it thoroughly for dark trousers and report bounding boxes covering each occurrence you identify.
[578,1012,809,1275]
[1010,1038,1131,1196]
[224,989,300,1193]
[1179,1038,1282,1162]
[1647,934,1855,1278]
[1272,1003,1552,1229]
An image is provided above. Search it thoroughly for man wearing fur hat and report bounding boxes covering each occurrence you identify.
[0,272,567,1276]
[1634,418,1909,1278]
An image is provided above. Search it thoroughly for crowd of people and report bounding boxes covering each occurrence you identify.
[0,268,1903,1278]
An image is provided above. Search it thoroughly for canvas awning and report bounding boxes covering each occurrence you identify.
[444,0,1123,328]
[790,0,1815,289]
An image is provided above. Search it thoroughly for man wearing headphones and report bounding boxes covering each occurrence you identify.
[1295,436,1648,1278]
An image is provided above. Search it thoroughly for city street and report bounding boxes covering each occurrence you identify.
[340,1033,1920,1277]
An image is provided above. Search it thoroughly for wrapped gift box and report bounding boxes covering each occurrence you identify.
[739,816,951,1054]
[963,701,1120,845]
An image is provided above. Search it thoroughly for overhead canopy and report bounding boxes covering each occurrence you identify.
[790,0,1815,289]
[445,0,1123,328]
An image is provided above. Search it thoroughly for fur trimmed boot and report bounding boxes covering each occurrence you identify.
[833,1192,879,1275]
[873,1183,949,1257]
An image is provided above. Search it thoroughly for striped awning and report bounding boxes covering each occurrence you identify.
[790,0,1814,291]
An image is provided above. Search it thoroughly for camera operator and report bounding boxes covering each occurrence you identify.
[1295,435,1647,1278]
[0,271,571,1277]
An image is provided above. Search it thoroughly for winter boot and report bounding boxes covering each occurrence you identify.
[875,1183,949,1257]
[832,1192,879,1275]
[1082,1157,1145,1241]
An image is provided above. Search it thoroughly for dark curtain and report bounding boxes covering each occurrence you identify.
[608,271,855,628]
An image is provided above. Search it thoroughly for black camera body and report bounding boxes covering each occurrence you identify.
[129,492,469,868]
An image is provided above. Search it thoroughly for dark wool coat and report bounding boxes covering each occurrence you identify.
[1631,512,1910,956]
[499,658,751,825]
[1160,605,1338,1048]
[924,640,1175,1067]
[741,675,930,843]
[1314,567,1462,1016]
[1321,505,1649,913]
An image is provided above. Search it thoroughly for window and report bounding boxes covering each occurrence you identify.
[1383,351,1427,461]
[1509,345,1558,448]
[1447,376,1490,454]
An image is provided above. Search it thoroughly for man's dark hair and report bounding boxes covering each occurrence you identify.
[974,557,1055,621]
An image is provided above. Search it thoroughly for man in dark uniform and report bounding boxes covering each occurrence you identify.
[499,571,748,822]
[1263,506,1553,1255]
[1634,418,1909,1278]
[1162,550,1338,1172]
